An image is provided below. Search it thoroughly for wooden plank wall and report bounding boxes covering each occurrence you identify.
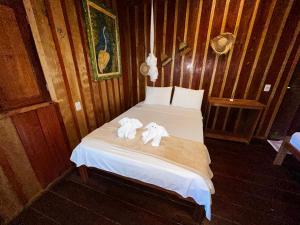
[269,63,300,138]
[23,0,125,148]
[0,103,70,223]
[122,0,300,139]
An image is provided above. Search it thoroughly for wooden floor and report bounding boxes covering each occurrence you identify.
[9,139,300,225]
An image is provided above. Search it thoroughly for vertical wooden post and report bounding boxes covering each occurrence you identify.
[78,166,89,183]
[273,137,290,165]
[192,205,204,223]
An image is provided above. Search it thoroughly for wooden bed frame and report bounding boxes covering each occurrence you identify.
[273,137,300,165]
[78,166,205,224]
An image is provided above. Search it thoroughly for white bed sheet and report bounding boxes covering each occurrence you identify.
[71,103,213,219]
[290,132,300,150]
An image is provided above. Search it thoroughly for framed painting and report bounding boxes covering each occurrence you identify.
[82,0,121,80]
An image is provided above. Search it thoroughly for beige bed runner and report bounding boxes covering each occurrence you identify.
[84,123,214,193]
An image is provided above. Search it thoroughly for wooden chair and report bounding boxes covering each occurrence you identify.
[273,136,300,165]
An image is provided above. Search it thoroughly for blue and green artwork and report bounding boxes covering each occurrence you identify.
[83,0,121,80]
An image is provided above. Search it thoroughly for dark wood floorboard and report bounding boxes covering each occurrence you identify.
[9,139,300,225]
[66,172,197,225]
[50,180,174,225]
[10,208,59,225]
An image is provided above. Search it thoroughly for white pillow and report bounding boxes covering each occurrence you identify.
[171,86,204,110]
[144,86,172,105]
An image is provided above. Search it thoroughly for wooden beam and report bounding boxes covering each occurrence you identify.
[188,0,203,89]
[79,166,89,183]
[199,0,216,89]
[169,0,179,86]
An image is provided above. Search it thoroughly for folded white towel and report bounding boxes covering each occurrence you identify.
[117,117,143,139]
[142,122,169,147]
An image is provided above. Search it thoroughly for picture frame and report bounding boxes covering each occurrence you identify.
[82,0,121,80]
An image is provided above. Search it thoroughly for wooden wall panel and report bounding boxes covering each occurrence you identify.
[12,110,59,187]
[288,104,300,135]
[191,0,212,90]
[0,103,70,223]
[246,0,293,100]
[63,0,97,132]
[269,63,300,138]
[24,0,127,149]
[23,0,81,148]
[0,118,41,201]
[116,0,131,110]
[172,0,188,88]
[163,0,176,87]
[0,167,23,222]
[0,147,27,205]
[37,105,71,173]
[45,0,89,137]
[123,0,300,139]
[137,3,146,99]
[11,104,70,189]
[128,5,139,105]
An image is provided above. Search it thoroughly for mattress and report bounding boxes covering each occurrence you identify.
[112,102,204,143]
[290,132,300,150]
[71,103,213,219]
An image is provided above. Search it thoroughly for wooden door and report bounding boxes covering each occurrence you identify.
[0,3,48,111]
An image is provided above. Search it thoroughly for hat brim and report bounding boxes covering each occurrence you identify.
[140,62,150,76]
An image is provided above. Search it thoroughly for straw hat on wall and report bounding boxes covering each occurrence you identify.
[210,33,235,55]
[140,62,150,76]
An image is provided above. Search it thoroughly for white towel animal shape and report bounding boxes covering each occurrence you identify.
[117,117,143,139]
[142,122,169,147]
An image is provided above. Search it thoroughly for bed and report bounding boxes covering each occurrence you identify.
[71,102,214,221]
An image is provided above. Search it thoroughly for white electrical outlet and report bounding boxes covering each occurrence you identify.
[264,84,271,92]
[75,101,82,111]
